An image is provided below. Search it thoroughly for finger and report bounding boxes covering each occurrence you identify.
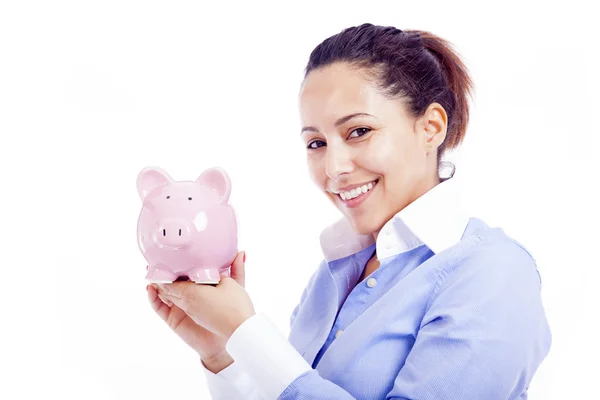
[156,281,208,313]
[147,285,194,332]
[147,285,173,320]
[158,294,173,307]
[230,251,246,287]
[157,281,190,298]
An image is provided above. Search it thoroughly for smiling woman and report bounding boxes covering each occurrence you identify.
[150,23,551,400]
[298,26,471,238]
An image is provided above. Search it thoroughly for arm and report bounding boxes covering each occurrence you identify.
[226,313,357,399]
[386,237,552,399]
[201,264,322,399]
[223,264,362,400]
[225,238,551,400]
[223,257,376,399]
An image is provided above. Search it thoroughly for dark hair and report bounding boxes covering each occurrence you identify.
[304,23,474,180]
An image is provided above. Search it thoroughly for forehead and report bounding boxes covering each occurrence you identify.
[299,63,382,121]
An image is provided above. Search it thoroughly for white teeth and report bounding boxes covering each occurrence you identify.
[339,180,377,200]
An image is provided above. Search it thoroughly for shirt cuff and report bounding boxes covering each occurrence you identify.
[201,358,261,399]
[225,313,312,399]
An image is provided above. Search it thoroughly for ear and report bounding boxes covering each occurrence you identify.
[195,167,232,203]
[420,102,448,153]
[136,166,173,201]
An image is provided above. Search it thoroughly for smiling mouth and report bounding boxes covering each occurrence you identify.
[337,179,379,201]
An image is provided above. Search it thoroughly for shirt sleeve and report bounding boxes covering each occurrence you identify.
[386,236,552,399]
[201,358,266,399]
[225,313,359,399]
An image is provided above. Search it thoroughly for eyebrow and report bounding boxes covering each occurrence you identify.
[300,113,374,135]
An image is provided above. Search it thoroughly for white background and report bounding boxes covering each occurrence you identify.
[1,1,598,398]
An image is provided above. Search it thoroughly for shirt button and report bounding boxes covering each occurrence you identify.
[367,278,377,288]
[335,329,343,338]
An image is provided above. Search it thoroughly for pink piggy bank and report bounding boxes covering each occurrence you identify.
[136,166,238,284]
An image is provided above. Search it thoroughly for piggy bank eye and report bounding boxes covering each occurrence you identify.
[188,197,192,200]
[166,196,170,199]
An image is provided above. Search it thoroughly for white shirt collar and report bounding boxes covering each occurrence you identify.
[319,177,471,262]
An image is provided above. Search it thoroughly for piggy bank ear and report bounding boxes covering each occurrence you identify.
[136,166,173,201]
[195,167,231,203]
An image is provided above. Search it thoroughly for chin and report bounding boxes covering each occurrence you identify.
[348,216,379,236]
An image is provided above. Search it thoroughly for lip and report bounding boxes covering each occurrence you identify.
[336,179,379,208]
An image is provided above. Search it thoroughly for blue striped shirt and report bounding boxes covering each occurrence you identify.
[204,178,552,399]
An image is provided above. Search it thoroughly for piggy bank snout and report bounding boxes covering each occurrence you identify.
[155,218,193,248]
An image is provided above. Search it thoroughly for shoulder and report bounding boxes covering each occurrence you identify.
[296,258,330,302]
[429,225,542,306]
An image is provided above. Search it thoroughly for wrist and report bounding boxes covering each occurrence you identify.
[225,311,256,339]
[201,350,234,374]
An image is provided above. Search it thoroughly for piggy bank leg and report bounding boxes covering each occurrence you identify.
[188,267,221,284]
[146,266,178,283]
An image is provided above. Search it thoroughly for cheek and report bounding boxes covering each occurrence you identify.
[366,134,415,175]
[360,139,399,175]
[306,157,326,188]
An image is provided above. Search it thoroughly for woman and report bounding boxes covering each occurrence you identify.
[147,23,551,399]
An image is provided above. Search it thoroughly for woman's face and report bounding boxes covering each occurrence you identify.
[299,62,447,236]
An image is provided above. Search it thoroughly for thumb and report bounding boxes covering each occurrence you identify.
[230,251,246,288]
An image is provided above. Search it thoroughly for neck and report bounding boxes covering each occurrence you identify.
[371,174,441,244]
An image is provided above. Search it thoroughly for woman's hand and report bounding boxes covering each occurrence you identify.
[152,256,256,339]
[146,251,249,366]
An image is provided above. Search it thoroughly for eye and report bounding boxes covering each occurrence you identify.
[188,197,192,200]
[307,140,326,149]
[349,127,371,138]
[166,196,170,199]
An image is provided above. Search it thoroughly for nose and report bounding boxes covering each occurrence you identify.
[325,143,353,180]
[155,218,192,248]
